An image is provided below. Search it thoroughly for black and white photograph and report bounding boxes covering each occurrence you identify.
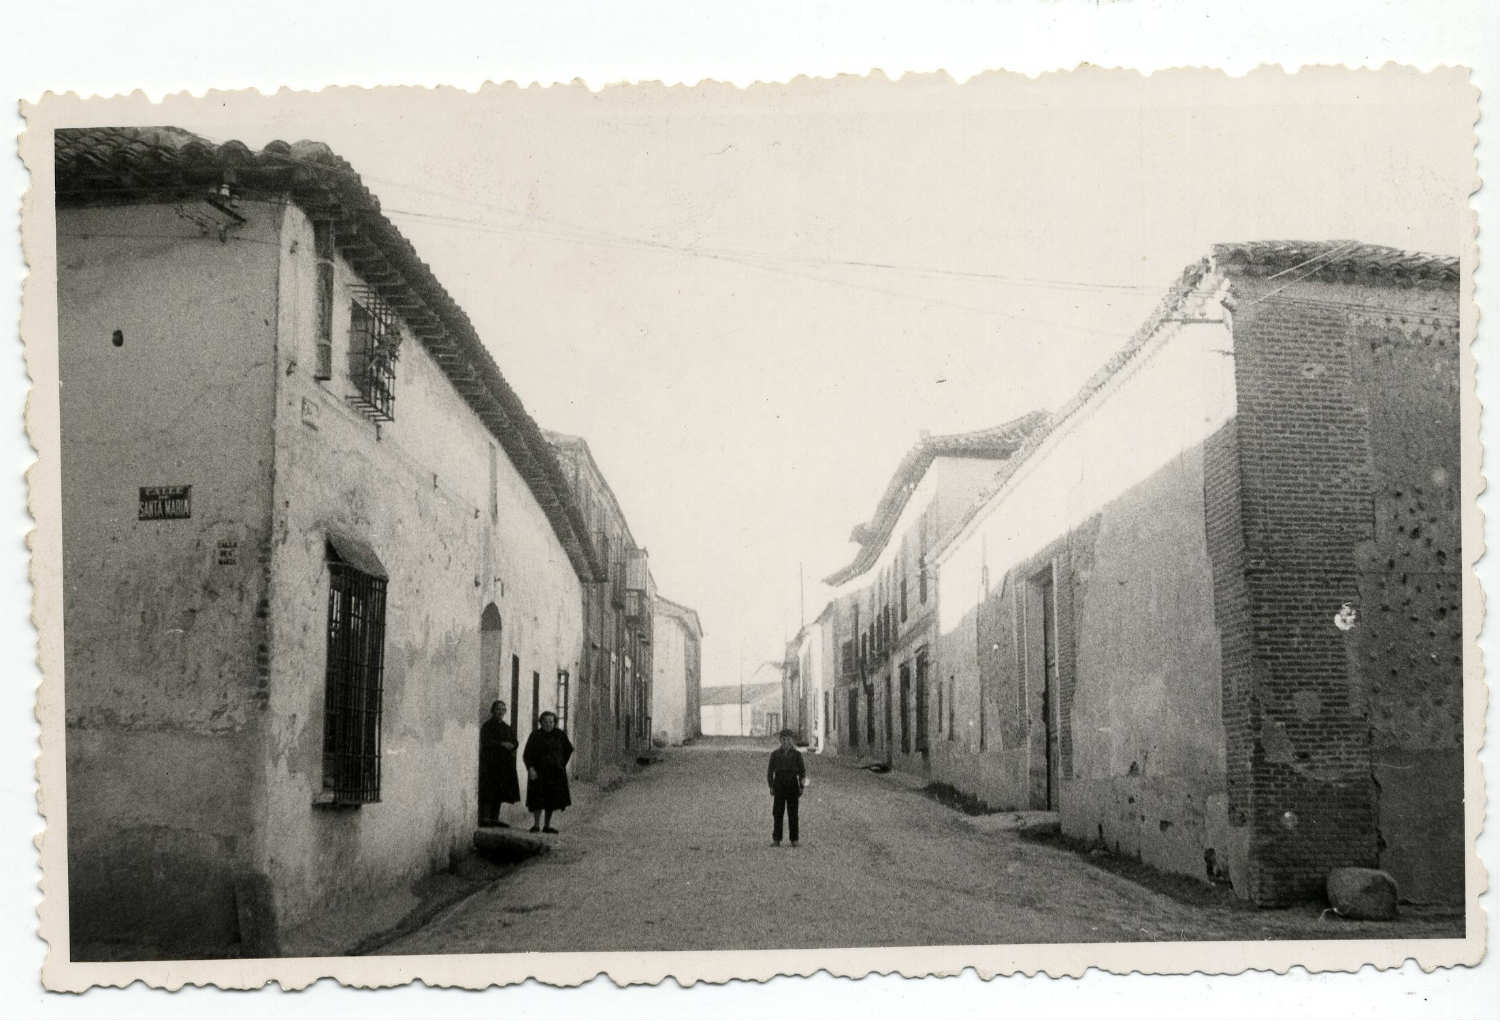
[17,62,1486,995]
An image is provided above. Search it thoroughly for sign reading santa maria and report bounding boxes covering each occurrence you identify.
[138,485,192,521]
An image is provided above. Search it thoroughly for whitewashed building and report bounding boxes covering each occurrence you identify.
[55,127,601,958]
[651,595,703,746]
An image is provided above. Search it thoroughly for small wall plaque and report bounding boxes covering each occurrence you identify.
[139,485,191,521]
[216,540,240,565]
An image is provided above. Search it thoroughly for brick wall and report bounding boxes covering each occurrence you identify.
[1226,287,1378,904]
[1221,274,1461,905]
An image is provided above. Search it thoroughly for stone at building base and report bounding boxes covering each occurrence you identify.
[472,828,553,864]
[1327,867,1399,920]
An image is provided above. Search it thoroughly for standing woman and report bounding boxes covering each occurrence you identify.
[478,700,520,827]
[523,710,574,833]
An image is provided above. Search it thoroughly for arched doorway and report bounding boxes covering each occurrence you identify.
[480,603,503,701]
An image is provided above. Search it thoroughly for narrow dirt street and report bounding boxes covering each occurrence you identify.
[380,740,1460,955]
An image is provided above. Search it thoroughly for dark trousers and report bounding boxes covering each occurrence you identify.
[772,793,800,843]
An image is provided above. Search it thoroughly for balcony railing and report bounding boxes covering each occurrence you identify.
[623,587,646,622]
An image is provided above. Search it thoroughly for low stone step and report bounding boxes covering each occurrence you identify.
[472,827,553,864]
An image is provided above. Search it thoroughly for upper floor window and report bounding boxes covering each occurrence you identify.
[313,220,336,380]
[348,288,400,422]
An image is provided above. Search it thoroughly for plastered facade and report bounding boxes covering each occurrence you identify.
[58,197,587,955]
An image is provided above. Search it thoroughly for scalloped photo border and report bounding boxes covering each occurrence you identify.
[17,67,1486,991]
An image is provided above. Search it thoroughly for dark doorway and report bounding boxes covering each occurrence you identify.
[883,673,894,762]
[865,686,875,747]
[532,670,542,729]
[914,646,929,757]
[898,662,911,755]
[510,655,521,734]
[1038,569,1060,810]
[480,604,503,701]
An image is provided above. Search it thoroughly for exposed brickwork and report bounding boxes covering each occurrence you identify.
[1227,290,1379,903]
[1220,275,1460,905]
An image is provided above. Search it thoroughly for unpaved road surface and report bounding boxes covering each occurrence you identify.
[381,741,1461,954]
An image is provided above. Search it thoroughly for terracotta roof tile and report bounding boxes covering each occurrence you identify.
[55,126,603,584]
[823,409,1048,586]
[1211,240,1458,286]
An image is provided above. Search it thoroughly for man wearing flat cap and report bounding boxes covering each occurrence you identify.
[766,728,807,847]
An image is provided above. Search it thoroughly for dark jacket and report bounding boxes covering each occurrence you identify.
[523,727,574,811]
[478,717,520,805]
[767,746,806,798]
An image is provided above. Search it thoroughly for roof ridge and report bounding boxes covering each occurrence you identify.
[55,126,603,584]
[822,408,1048,586]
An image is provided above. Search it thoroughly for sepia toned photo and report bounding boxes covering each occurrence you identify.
[20,67,1483,990]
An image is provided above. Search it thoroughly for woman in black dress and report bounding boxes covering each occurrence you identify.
[523,710,574,833]
[478,700,520,827]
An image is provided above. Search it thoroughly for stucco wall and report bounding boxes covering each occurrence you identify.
[58,202,282,954]
[701,702,746,736]
[1062,447,1234,886]
[935,307,1239,884]
[652,613,689,744]
[260,205,584,936]
[1351,310,1463,903]
[683,630,702,740]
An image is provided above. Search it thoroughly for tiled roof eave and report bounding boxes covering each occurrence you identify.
[821,410,1047,587]
[55,128,603,585]
[1211,240,1460,287]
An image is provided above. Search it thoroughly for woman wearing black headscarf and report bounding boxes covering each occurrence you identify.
[478,700,520,827]
[523,710,574,833]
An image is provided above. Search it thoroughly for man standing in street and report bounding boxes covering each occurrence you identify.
[767,728,807,847]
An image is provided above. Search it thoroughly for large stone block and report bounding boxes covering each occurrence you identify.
[1327,866,1399,920]
[472,827,552,864]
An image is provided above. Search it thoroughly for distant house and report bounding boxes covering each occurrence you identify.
[54,127,602,958]
[783,602,835,752]
[820,413,1046,768]
[546,432,657,774]
[651,595,704,746]
[701,676,784,737]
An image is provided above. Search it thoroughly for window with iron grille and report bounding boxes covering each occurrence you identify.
[313,220,336,380]
[347,288,400,422]
[322,547,387,805]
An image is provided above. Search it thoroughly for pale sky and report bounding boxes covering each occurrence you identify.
[150,68,1473,691]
